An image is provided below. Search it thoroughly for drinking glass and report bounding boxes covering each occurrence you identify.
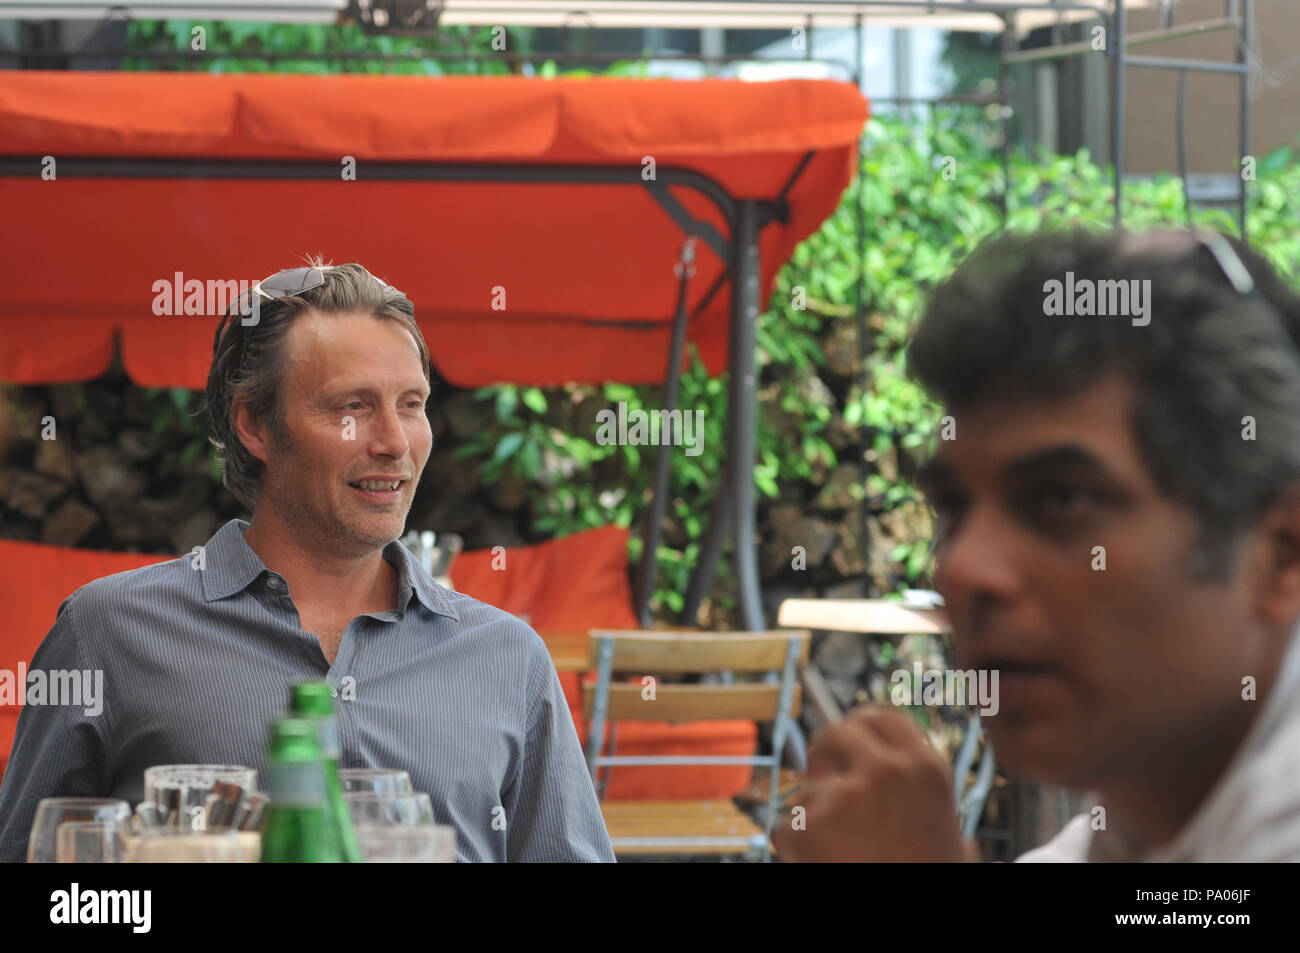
[143,764,256,831]
[28,798,131,863]
[338,768,413,795]
[55,821,126,863]
[354,824,456,863]
[134,827,249,863]
[343,792,435,825]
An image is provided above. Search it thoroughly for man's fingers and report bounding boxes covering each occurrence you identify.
[806,711,882,779]
[845,702,931,748]
[808,703,928,778]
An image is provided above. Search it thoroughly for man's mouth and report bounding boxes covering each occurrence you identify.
[347,478,407,500]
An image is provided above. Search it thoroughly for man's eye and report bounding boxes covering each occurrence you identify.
[1025,485,1100,523]
[343,401,363,411]
[928,495,967,538]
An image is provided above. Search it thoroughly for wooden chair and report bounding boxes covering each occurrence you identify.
[583,629,810,861]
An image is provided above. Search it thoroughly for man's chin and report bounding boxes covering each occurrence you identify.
[332,510,409,550]
[982,716,1095,788]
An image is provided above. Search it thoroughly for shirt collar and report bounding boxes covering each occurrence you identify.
[383,532,461,621]
[199,518,460,622]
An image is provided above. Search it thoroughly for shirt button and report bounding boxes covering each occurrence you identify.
[266,576,283,591]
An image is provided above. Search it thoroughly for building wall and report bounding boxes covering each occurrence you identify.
[1120,0,1299,174]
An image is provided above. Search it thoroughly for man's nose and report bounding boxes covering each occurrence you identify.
[368,405,411,459]
[932,503,1022,608]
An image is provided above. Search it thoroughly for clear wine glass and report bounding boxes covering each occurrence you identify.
[338,768,413,795]
[343,791,434,825]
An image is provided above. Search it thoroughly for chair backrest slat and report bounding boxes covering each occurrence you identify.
[586,629,811,673]
[581,682,803,721]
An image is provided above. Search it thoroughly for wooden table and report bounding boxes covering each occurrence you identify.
[775,598,951,726]
[776,598,951,635]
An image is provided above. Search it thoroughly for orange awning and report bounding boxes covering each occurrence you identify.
[0,71,866,388]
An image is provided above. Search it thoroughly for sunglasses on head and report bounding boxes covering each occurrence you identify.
[251,264,390,303]
[215,263,391,353]
[1189,229,1300,365]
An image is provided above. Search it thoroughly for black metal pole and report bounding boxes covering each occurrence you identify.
[999,13,1016,225]
[730,200,765,631]
[1239,0,1252,240]
[1113,0,1127,227]
[680,455,734,624]
[634,255,694,627]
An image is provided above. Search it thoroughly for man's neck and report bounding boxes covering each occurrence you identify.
[1096,626,1293,856]
[241,511,397,617]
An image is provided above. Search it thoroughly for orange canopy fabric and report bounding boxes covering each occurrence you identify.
[0,71,866,388]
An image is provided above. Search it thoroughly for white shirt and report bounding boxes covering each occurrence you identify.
[1017,621,1300,862]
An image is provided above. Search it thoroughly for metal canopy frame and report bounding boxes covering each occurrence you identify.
[1,0,1257,632]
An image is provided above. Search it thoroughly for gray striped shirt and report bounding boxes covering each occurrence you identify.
[0,519,614,863]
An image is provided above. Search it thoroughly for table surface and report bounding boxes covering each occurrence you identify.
[775,598,952,635]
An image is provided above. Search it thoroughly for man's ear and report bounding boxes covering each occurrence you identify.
[231,396,272,467]
[1256,489,1300,627]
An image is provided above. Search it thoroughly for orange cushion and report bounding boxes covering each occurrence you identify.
[594,719,758,801]
[449,524,639,633]
[0,540,169,784]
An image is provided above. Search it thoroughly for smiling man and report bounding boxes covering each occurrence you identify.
[773,229,1300,863]
[0,261,614,863]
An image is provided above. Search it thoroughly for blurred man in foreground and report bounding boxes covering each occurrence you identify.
[0,262,613,863]
[775,228,1300,862]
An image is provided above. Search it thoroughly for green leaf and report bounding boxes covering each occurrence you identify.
[521,388,548,415]
[180,438,205,464]
[492,432,524,462]
[519,439,541,477]
[495,387,518,422]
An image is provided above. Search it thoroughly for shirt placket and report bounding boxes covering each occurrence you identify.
[330,617,362,767]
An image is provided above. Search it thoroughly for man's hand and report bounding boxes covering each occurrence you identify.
[772,704,970,862]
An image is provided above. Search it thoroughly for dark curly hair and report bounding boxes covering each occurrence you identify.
[908,227,1300,579]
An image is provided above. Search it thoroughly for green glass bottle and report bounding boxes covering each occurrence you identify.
[260,717,343,863]
[290,681,363,863]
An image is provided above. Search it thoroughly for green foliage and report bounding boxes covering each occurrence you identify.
[121,20,530,75]
[142,387,214,481]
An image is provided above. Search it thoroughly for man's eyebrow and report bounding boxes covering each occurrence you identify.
[320,383,430,401]
[1001,444,1114,483]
